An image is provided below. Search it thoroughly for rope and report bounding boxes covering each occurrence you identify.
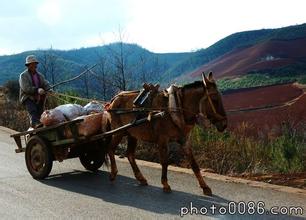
[48,92,108,105]
[48,93,71,104]
[48,89,305,115]
[107,91,305,116]
[226,92,305,114]
[47,67,305,116]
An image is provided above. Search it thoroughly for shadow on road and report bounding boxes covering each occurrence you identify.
[41,170,304,219]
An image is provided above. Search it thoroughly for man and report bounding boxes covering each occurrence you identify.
[19,55,52,128]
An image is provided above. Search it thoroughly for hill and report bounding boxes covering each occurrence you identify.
[171,23,306,82]
[1,23,306,99]
[0,44,191,98]
[0,43,191,84]
[187,37,306,79]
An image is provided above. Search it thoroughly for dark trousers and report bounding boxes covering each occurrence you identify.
[24,99,44,127]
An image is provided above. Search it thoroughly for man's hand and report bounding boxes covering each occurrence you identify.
[38,88,45,95]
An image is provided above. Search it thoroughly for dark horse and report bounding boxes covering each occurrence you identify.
[106,72,227,196]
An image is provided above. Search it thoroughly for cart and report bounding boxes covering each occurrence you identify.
[10,111,165,180]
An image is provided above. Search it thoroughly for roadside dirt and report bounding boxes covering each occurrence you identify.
[231,172,306,190]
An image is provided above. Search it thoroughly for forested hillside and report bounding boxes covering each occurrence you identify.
[0,43,191,99]
[1,23,306,100]
[166,23,306,80]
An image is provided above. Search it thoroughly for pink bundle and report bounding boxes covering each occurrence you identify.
[40,109,66,126]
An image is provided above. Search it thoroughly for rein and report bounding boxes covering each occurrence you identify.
[201,73,226,121]
[108,77,227,125]
[226,92,305,114]
[107,106,198,116]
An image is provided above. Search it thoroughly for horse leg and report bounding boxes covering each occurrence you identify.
[158,139,171,193]
[181,136,212,196]
[126,136,148,186]
[107,135,122,182]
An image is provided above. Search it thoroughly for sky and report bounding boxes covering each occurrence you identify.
[0,0,306,55]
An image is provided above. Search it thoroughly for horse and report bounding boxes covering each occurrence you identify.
[106,72,227,196]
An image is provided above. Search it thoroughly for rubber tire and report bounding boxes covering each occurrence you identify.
[25,136,53,180]
[79,148,105,172]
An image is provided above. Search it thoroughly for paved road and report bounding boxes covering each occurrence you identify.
[0,126,305,219]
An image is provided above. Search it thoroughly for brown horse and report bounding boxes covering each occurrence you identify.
[106,72,227,196]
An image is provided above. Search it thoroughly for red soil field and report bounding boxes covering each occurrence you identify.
[189,37,306,79]
[222,83,306,136]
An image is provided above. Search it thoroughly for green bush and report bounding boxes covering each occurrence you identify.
[298,76,306,84]
[217,74,296,92]
[188,122,305,175]
[268,124,306,173]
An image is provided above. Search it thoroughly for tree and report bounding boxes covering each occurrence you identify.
[139,54,164,85]
[139,52,148,83]
[106,28,135,91]
[93,50,113,100]
[38,47,60,87]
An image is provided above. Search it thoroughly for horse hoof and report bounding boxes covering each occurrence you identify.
[139,180,148,186]
[109,174,116,182]
[163,186,172,193]
[203,187,212,196]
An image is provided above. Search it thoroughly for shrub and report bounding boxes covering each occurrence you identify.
[3,79,19,101]
[188,121,306,175]
[189,124,267,174]
[268,123,306,173]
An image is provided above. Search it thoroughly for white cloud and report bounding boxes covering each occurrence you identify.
[1,0,306,55]
[37,0,62,26]
[124,0,306,52]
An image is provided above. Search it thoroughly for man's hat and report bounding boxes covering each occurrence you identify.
[25,55,39,66]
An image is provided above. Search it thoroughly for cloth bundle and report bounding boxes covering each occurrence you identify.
[84,101,104,114]
[40,102,107,137]
[40,109,66,126]
[40,104,85,126]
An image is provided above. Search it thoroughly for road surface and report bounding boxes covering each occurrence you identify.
[0,126,305,219]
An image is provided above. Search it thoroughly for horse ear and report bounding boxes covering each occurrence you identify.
[208,71,214,82]
[201,72,207,88]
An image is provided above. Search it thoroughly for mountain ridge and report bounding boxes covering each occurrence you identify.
[1,23,306,95]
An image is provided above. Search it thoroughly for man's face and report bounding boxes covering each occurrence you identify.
[27,62,38,73]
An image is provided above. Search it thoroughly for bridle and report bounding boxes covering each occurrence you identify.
[201,73,226,121]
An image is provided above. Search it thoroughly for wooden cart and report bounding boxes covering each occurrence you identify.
[10,111,165,180]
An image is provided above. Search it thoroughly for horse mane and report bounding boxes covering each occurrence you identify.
[182,81,203,90]
[183,79,217,91]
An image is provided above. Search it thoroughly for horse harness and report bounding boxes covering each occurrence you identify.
[109,77,225,128]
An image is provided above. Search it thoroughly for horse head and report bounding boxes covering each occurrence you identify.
[198,72,227,132]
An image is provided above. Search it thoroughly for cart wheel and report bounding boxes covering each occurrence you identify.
[25,136,53,180]
[79,149,105,172]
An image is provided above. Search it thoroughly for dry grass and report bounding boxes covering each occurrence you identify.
[0,102,29,131]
